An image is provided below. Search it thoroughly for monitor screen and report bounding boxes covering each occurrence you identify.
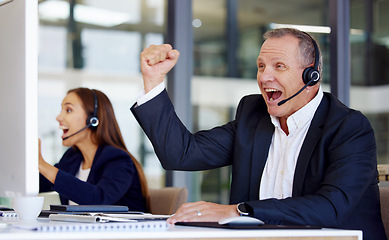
[0,0,39,197]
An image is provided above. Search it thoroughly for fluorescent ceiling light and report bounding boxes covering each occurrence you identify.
[269,23,331,34]
[350,29,364,35]
[39,1,132,27]
[75,5,131,27]
[270,23,364,36]
[39,1,69,20]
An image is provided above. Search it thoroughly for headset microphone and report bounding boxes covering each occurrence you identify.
[63,125,91,140]
[277,74,318,106]
[277,31,321,106]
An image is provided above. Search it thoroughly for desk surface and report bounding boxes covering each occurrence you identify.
[0,218,362,240]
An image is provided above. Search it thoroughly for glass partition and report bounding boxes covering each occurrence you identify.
[349,0,389,167]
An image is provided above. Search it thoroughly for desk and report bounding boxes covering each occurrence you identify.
[0,219,362,240]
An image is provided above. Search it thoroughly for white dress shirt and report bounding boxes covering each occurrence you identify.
[136,82,166,106]
[260,87,323,200]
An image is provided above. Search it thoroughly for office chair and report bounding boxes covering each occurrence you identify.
[38,191,61,210]
[148,187,188,215]
[380,186,389,239]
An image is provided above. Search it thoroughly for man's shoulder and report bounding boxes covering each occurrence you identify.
[322,92,359,116]
[320,92,370,126]
[239,94,266,109]
[235,94,269,122]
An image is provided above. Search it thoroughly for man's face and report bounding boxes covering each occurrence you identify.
[257,35,311,119]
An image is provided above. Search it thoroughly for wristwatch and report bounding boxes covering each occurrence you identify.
[236,202,249,216]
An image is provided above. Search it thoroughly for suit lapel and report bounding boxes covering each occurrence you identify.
[292,97,328,196]
[250,115,274,200]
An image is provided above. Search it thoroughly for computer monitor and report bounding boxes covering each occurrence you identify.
[0,0,39,197]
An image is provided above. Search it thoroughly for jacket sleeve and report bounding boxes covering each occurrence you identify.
[52,147,135,205]
[131,89,236,171]
[39,173,54,193]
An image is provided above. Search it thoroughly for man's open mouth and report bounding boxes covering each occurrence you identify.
[265,88,282,101]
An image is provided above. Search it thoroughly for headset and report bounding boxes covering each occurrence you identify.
[277,32,321,106]
[302,32,321,86]
[63,90,99,140]
[87,90,99,129]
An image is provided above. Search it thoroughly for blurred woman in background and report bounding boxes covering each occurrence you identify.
[39,87,148,212]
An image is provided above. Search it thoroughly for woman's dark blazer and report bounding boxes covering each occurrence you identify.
[39,145,147,212]
[131,89,386,240]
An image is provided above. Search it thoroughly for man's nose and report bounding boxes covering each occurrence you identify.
[258,67,276,83]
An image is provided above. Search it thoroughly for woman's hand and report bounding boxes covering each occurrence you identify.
[38,138,58,184]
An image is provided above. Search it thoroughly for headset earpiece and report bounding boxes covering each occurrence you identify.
[302,66,320,86]
[87,116,99,128]
[87,90,99,129]
[302,32,320,86]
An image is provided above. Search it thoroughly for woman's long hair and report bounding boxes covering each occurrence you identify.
[68,88,150,210]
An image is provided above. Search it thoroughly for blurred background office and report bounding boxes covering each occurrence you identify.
[37,0,389,204]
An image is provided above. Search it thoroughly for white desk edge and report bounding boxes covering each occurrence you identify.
[0,219,363,240]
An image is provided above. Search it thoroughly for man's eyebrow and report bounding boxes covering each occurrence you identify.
[257,56,264,63]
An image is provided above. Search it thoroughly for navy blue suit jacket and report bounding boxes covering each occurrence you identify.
[131,89,386,240]
[40,145,147,212]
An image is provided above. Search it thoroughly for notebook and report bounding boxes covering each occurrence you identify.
[49,205,129,212]
[14,220,169,232]
[0,210,17,218]
[39,210,144,218]
[49,214,136,223]
[0,205,13,211]
[48,213,171,223]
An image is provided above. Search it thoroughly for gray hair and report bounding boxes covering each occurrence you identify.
[263,28,323,78]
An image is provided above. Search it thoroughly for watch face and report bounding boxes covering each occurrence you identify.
[238,203,249,215]
[238,203,246,212]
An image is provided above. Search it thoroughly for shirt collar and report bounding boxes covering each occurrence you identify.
[270,86,323,134]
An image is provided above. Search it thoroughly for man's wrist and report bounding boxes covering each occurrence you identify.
[136,81,165,106]
[236,202,250,216]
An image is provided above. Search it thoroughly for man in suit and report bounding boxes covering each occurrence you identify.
[131,28,386,240]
